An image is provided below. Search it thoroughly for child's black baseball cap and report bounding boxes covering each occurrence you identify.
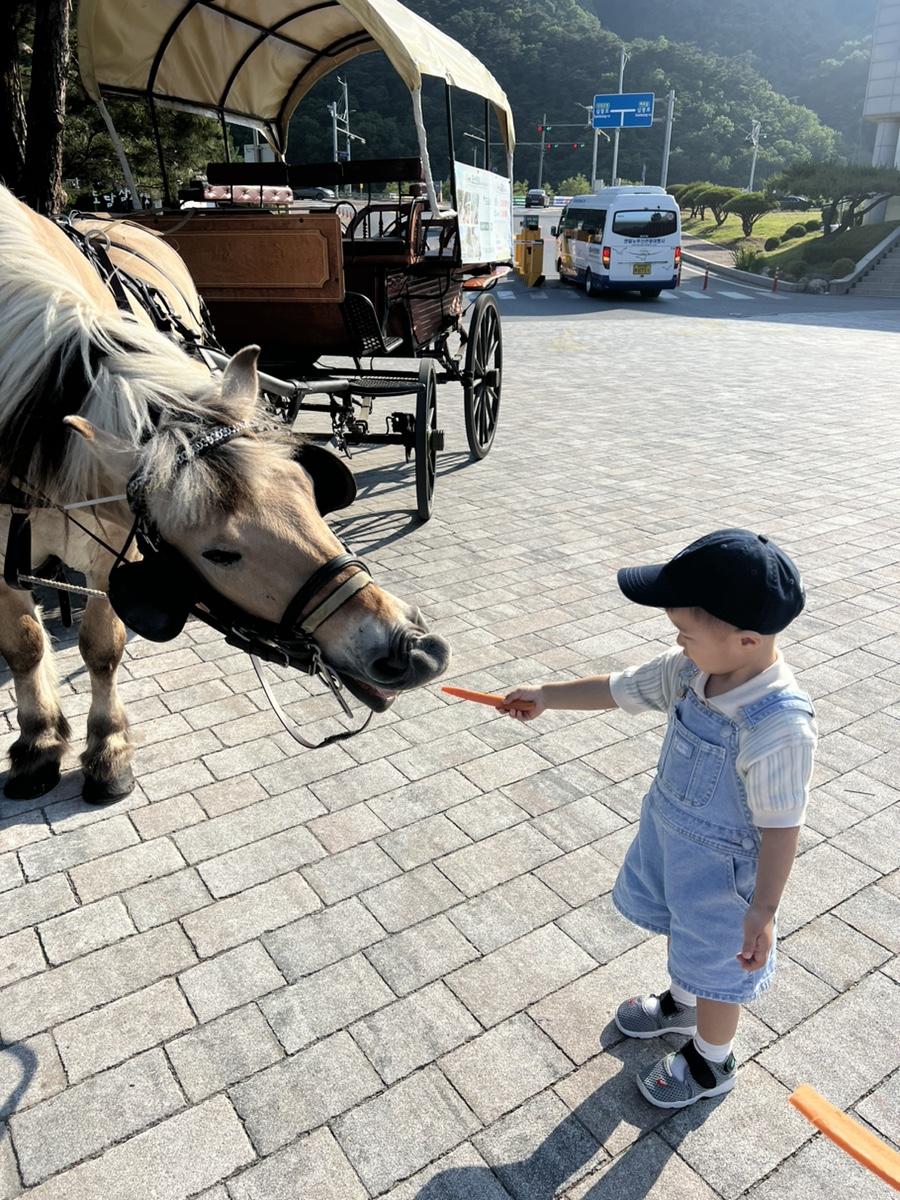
[617,529,805,633]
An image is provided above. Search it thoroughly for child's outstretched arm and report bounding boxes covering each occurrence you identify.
[738,825,801,971]
[501,676,617,721]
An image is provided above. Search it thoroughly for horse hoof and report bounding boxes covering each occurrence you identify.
[82,769,135,804]
[3,765,62,800]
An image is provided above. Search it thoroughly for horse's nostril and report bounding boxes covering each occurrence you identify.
[372,655,409,682]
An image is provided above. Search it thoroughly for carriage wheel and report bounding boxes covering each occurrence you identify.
[463,292,502,460]
[415,358,439,521]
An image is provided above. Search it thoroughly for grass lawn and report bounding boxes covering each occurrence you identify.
[683,213,900,279]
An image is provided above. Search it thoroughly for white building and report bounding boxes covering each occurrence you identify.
[867,0,900,167]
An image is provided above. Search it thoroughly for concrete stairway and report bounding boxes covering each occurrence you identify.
[849,241,900,298]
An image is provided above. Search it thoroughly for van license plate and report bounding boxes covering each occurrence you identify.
[633,263,652,276]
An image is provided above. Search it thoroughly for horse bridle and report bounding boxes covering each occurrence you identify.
[117,423,377,746]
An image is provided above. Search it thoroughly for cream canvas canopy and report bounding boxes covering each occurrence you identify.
[78,0,516,172]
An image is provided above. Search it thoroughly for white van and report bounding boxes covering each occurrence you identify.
[552,186,681,298]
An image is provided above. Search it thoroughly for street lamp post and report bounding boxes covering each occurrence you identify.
[610,46,628,185]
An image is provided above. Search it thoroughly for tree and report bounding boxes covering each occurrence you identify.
[768,160,900,236]
[697,184,742,225]
[723,191,778,236]
[557,173,591,195]
[0,2,27,191]
[21,0,70,212]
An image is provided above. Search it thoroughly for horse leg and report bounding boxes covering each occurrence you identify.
[78,595,134,802]
[0,582,71,799]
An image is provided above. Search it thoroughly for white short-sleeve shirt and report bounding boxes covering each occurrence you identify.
[609,648,817,828]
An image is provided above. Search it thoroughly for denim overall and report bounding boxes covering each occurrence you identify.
[612,662,814,1004]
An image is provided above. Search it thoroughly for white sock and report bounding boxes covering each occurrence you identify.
[693,1032,734,1064]
[668,981,696,1008]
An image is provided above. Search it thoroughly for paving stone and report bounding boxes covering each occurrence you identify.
[457,744,554,792]
[130,794,206,840]
[380,1142,515,1200]
[0,874,77,939]
[831,804,900,873]
[535,846,618,907]
[378,812,473,869]
[38,895,135,964]
[181,872,321,957]
[192,773,270,818]
[446,924,596,1027]
[165,1003,283,1101]
[0,811,49,854]
[305,801,391,853]
[757,971,900,1106]
[780,913,891,991]
[227,1127,368,1200]
[262,896,385,981]
[0,1125,19,1200]
[448,874,569,955]
[745,1129,894,1200]
[178,940,286,1023]
[833,882,900,952]
[440,1014,573,1125]
[777,842,879,936]
[445,792,529,840]
[309,758,410,811]
[0,854,21,894]
[0,1035,66,1120]
[18,815,138,881]
[438,825,562,897]
[562,1130,719,1199]
[231,1031,382,1154]
[260,952,394,1052]
[301,840,402,904]
[69,836,187,903]
[555,892,653,964]
[855,1071,900,1149]
[351,980,481,1084]
[0,929,45,988]
[173,792,325,863]
[529,796,625,853]
[529,939,668,1065]
[746,952,838,1036]
[365,913,479,995]
[333,1066,481,1194]
[361,862,466,932]
[473,1090,604,1200]
[501,768,601,819]
[123,866,213,931]
[0,923,196,1042]
[17,1095,254,1200]
[9,1050,184,1186]
[368,770,480,829]
[196,824,326,898]
[54,976,196,1082]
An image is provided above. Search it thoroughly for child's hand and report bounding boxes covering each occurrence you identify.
[500,686,545,721]
[737,906,775,971]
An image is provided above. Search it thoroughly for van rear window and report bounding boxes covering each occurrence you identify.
[612,209,677,237]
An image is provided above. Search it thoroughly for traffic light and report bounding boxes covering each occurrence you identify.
[537,125,543,132]
[545,143,551,150]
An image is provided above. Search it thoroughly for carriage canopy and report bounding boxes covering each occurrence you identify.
[77,0,516,160]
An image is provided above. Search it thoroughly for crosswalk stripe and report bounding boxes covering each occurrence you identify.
[680,290,712,300]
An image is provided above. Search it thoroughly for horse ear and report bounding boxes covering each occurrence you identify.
[219,346,261,418]
[63,416,140,479]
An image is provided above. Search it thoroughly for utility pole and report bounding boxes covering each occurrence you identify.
[610,47,628,185]
[748,120,763,190]
[537,112,547,189]
[659,90,676,188]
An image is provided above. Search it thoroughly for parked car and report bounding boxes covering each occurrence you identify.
[525,188,550,208]
[780,195,812,211]
[293,186,337,201]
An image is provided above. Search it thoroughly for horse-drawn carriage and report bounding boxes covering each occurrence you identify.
[76,0,517,519]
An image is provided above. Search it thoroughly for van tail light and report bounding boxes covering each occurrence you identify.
[602,246,611,269]
[674,246,681,268]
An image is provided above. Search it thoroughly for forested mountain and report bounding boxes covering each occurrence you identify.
[583,0,877,158]
[287,0,841,190]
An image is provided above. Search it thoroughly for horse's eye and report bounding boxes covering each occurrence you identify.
[202,549,242,566]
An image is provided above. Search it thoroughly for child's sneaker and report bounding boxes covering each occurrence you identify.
[636,1040,737,1108]
[614,989,697,1039]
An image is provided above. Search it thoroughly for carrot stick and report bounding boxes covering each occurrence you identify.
[788,1084,900,1191]
[441,686,535,711]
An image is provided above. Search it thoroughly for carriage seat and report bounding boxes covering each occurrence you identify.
[203,183,294,206]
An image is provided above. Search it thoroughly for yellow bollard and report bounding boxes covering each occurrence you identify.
[514,219,545,288]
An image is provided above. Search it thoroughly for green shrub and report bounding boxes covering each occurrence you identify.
[764,236,781,251]
[829,257,857,279]
[779,226,798,242]
[786,222,808,239]
[787,260,810,281]
[732,247,765,273]
[804,218,821,232]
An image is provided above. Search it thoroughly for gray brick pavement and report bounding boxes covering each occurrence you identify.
[1,301,899,1197]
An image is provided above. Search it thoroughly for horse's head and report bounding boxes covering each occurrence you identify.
[65,347,450,711]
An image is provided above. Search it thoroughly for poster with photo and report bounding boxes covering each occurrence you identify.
[454,162,512,265]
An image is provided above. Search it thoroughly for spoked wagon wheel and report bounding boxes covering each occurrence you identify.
[463,291,502,460]
[414,358,440,521]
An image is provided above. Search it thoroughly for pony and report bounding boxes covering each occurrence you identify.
[0,185,450,802]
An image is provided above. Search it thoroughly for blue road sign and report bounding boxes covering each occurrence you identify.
[592,92,655,129]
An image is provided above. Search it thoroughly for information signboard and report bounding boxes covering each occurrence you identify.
[592,93,655,129]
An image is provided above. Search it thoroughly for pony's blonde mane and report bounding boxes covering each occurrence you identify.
[0,185,266,507]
